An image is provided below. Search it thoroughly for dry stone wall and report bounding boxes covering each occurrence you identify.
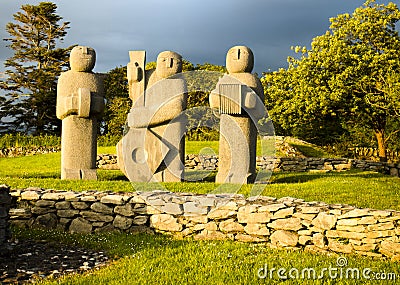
[0,146,60,158]
[8,186,400,261]
[0,185,12,248]
[97,154,400,177]
[351,147,400,162]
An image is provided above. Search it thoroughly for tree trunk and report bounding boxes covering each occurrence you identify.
[374,129,387,162]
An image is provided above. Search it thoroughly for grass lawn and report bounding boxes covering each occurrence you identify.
[1,146,399,211]
[2,146,400,284]
[14,228,400,285]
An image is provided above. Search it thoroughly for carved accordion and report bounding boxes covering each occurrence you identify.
[218,83,243,114]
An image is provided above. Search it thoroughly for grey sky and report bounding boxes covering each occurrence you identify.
[0,0,394,75]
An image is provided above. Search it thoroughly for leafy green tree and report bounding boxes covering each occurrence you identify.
[0,2,72,135]
[101,66,130,137]
[185,62,226,140]
[263,0,400,160]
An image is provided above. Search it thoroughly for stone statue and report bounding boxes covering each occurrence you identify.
[56,46,105,180]
[117,50,187,182]
[210,46,265,184]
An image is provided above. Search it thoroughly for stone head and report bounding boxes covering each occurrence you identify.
[226,46,254,73]
[156,51,182,79]
[70,46,96,72]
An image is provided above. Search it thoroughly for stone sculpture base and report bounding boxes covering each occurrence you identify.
[216,114,257,184]
[61,116,98,180]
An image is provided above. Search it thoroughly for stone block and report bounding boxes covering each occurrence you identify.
[35,200,56,207]
[91,202,113,214]
[55,201,71,210]
[311,213,337,230]
[42,192,65,201]
[312,233,326,248]
[336,225,366,232]
[219,219,244,233]
[150,214,182,232]
[237,212,270,224]
[31,207,56,215]
[258,203,285,212]
[101,195,124,205]
[207,209,236,220]
[328,239,353,253]
[370,210,391,218]
[33,213,57,229]
[367,222,394,231]
[380,240,400,255]
[185,215,208,224]
[81,169,98,180]
[244,223,270,236]
[270,230,298,247]
[326,230,366,240]
[71,202,89,210]
[215,201,238,211]
[69,217,93,233]
[337,218,359,226]
[161,203,183,215]
[113,215,132,230]
[132,216,148,225]
[339,209,372,219]
[183,202,208,215]
[114,203,135,217]
[204,222,218,231]
[272,207,294,219]
[299,235,312,245]
[80,195,96,202]
[80,211,114,222]
[268,218,302,231]
[366,230,396,239]
[353,244,377,252]
[21,191,40,201]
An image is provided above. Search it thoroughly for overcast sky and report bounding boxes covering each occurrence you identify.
[0,0,396,75]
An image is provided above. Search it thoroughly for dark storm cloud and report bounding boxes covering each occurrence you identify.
[0,0,392,75]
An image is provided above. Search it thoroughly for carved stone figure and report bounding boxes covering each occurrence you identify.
[118,51,187,182]
[210,46,265,184]
[57,46,105,180]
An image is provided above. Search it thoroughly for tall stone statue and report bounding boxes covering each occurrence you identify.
[56,46,105,180]
[117,50,187,182]
[210,46,265,184]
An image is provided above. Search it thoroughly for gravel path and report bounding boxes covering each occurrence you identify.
[0,239,110,284]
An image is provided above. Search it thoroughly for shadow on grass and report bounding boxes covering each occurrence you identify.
[184,170,216,183]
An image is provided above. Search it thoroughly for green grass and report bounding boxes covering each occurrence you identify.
[13,228,400,285]
[1,149,399,211]
[3,148,400,284]
[185,140,219,155]
[283,137,333,158]
[99,146,117,154]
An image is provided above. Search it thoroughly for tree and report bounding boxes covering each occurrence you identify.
[102,66,130,137]
[0,2,72,135]
[263,0,400,160]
